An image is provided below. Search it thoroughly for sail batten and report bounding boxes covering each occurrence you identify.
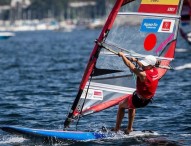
[118,12,181,18]
[85,82,135,94]
[100,52,174,61]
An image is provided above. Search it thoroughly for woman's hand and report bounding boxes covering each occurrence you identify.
[131,57,137,62]
[155,60,161,67]
[118,52,125,57]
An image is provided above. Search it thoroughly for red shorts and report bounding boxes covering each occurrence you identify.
[127,94,135,109]
[127,92,151,109]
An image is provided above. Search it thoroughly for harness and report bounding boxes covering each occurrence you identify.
[132,91,153,108]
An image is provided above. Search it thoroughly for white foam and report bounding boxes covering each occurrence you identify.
[175,48,188,53]
[0,136,26,144]
[188,37,191,42]
[180,134,191,137]
[102,130,159,140]
[187,32,191,37]
[128,131,159,137]
[174,63,191,70]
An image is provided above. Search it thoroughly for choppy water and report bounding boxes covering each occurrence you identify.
[0,30,191,146]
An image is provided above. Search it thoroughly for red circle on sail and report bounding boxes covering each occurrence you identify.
[144,33,157,51]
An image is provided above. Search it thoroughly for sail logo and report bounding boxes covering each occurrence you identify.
[140,19,162,32]
[144,23,158,28]
[161,21,171,31]
[81,89,103,100]
[140,19,175,33]
[158,19,175,33]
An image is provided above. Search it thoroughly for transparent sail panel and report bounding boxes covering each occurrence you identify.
[106,14,178,57]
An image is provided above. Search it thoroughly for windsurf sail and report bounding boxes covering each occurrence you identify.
[64,0,184,128]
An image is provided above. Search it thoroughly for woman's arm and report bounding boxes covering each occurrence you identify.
[118,52,146,81]
[131,57,143,68]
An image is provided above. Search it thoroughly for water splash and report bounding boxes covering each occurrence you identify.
[0,135,26,145]
[174,63,191,70]
[176,48,188,52]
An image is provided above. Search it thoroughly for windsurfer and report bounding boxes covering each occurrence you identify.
[113,52,159,134]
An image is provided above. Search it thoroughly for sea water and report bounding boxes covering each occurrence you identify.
[0,29,191,145]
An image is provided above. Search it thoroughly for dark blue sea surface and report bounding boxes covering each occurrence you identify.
[0,30,191,146]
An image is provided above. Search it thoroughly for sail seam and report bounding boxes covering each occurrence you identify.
[118,12,180,18]
[85,82,135,94]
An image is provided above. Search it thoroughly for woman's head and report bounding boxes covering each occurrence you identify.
[140,55,157,68]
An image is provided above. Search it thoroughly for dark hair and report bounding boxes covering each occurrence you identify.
[155,60,161,67]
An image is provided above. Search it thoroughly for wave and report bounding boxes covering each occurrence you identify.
[0,136,26,144]
[174,63,191,70]
[180,134,191,137]
[176,48,188,53]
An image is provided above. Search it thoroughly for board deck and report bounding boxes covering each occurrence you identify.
[1,126,157,142]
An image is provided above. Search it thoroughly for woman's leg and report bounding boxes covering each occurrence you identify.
[114,98,128,131]
[126,108,136,134]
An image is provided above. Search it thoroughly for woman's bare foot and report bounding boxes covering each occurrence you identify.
[124,128,133,134]
[111,127,119,133]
